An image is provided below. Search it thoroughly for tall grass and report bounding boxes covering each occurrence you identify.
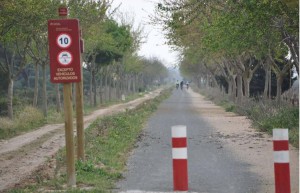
[0,90,149,140]
[239,100,299,147]
[0,106,45,139]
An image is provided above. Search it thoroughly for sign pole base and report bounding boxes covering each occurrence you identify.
[63,83,76,187]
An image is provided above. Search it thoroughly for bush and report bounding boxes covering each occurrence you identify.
[0,117,15,137]
[258,107,299,147]
[46,108,64,124]
[0,106,45,139]
[16,106,45,130]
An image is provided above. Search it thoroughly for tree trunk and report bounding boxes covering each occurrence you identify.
[230,75,237,102]
[133,74,136,93]
[104,69,108,102]
[263,66,269,100]
[127,74,131,94]
[243,76,251,98]
[236,74,243,105]
[268,69,272,99]
[92,70,97,107]
[42,64,47,117]
[113,79,117,99]
[228,80,232,96]
[108,75,112,101]
[209,75,218,88]
[89,68,93,107]
[99,76,103,104]
[276,74,283,105]
[7,78,14,120]
[33,63,39,107]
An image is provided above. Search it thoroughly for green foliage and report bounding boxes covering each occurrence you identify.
[155,0,298,88]
[45,109,64,124]
[222,102,236,112]
[0,0,149,121]
[248,105,299,147]
[259,107,298,129]
[16,106,45,129]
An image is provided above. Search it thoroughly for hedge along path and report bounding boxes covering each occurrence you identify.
[0,88,164,192]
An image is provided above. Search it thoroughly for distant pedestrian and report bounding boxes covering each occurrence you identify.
[180,81,184,90]
[176,80,179,89]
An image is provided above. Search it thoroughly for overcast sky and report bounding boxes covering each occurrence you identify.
[111,0,179,68]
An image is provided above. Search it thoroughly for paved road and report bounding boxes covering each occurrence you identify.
[116,89,261,193]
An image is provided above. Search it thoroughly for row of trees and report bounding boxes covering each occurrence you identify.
[0,0,169,119]
[155,0,298,105]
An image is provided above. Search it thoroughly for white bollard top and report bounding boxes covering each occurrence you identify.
[172,125,187,138]
[273,129,289,141]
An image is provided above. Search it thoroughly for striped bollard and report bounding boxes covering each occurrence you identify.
[273,129,291,193]
[172,125,188,191]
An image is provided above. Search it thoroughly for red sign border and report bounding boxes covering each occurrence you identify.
[48,19,81,83]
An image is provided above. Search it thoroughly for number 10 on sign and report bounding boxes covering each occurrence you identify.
[57,34,71,48]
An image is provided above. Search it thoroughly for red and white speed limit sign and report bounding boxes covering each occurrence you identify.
[57,33,72,48]
[48,19,81,83]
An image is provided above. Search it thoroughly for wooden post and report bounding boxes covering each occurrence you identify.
[76,50,85,161]
[59,5,76,187]
[63,83,76,187]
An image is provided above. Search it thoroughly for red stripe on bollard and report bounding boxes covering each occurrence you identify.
[173,159,188,191]
[273,129,291,193]
[273,140,289,151]
[172,138,187,148]
[274,163,291,193]
[172,125,188,191]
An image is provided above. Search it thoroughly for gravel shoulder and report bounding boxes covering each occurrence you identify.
[0,89,163,192]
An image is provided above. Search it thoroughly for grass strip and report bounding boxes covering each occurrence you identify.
[8,88,171,193]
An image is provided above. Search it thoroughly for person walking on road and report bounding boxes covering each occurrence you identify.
[176,80,179,89]
[180,80,184,90]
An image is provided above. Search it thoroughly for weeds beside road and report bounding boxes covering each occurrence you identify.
[0,92,148,141]
[196,87,299,148]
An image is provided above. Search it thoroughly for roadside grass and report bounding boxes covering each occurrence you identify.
[0,106,46,140]
[7,88,171,193]
[196,86,299,148]
[0,91,148,140]
[83,92,145,115]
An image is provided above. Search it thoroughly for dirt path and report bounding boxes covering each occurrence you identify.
[188,89,299,193]
[0,89,163,192]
